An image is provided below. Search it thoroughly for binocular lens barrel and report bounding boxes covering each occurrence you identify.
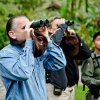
[30,20,44,28]
[30,19,49,28]
[65,20,74,26]
[44,19,49,26]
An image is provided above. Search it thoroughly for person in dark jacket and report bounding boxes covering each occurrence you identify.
[46,16,91,100]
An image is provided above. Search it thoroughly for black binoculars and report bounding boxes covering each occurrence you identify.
[30,19,49,28]
[65,20,74,26]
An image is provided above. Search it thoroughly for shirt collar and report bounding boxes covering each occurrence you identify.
[94,50,100,57]
[10,44,24,53]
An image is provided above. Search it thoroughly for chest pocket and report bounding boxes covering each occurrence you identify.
[91,52,100,78]
[91,52,100,70]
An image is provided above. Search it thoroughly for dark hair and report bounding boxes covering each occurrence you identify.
[93,31,100,42]
[6,15,26,45]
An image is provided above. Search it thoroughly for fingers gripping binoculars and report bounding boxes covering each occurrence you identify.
[30,19,49,28]
[30,20,49,57]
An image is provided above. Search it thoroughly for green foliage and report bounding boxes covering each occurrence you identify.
[60,0,100,49]
[0,28,9,49]
[0,0,100,49]
[0,3,7,15]
[60,0,70,19]
[75,85,89,100]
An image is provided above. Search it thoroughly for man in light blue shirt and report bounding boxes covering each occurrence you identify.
[0,15,66,100]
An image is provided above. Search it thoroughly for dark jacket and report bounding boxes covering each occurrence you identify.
[45,24,91,90]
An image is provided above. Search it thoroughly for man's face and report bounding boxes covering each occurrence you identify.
[13,17,30,41]
[48,19,61,35]
[93,35,100,50]
[48,18,65,35]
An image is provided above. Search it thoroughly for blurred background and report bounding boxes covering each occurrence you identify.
[0,0,100,50]
[0,0,100,100]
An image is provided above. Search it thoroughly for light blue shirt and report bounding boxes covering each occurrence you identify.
[0,40,66,100]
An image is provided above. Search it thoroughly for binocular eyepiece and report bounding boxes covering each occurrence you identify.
[65,20,74,26]
[30,19,49,28]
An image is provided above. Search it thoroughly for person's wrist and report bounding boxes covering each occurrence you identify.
[45,36,50,42]
[47,37,50,42]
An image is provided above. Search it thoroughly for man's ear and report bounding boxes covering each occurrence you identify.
[93,42,95,47]
[8,31,16,39]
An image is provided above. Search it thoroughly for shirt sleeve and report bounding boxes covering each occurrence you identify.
[81,58,100,87]
[43,40,66,70]
[50,24,68,46]
[0,40,35,81]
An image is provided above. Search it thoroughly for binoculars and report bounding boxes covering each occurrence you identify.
[65,20,74,26]
[30,19,74,28]
[30,19,49,28]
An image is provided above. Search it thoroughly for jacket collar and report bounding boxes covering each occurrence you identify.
[94,50,100,58]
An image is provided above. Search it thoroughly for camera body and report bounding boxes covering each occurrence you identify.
[30,19,49,28]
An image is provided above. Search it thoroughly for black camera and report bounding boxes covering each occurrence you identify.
[30,19,49,28]
[65,20,74,26]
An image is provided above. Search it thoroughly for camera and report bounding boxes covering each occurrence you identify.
[65,20,74,26]
[30,19,49,28]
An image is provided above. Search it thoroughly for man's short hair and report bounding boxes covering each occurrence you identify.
[93,31,100,42]
[6,15,26,36]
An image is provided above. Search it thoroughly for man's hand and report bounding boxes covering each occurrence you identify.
[34,26,50,42]
[24,21,34,40]
[52,18,65,29]
[66,29,76,35]
[56,18,65,26]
